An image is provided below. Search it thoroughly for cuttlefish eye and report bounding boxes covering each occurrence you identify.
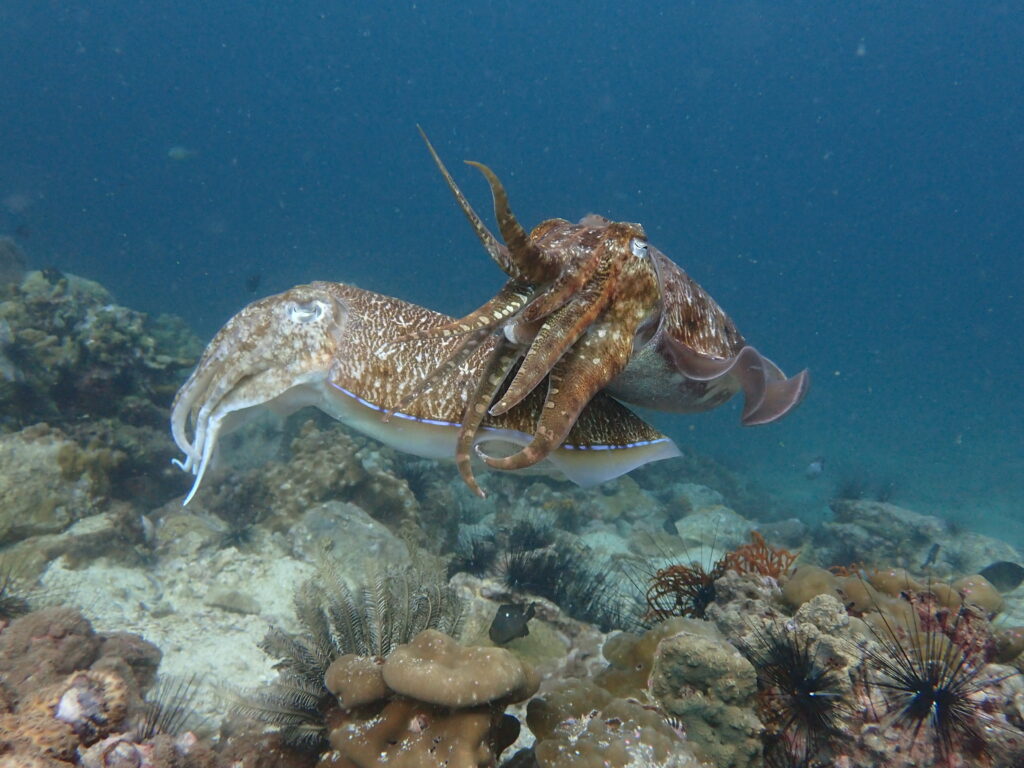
[286,300,326,323]
[629,237,649,259]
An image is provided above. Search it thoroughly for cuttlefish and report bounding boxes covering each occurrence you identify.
[170,282,680,505]
[395,132,809,495]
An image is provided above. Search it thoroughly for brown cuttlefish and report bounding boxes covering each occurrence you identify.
[170,283,680,505]
[394,131,810,495]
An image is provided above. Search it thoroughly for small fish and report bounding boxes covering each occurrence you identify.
[167,145,198,161]
[978,561,1024,593]
[920,543,940,569]
[488,602,536,645]
[245,271,262,294]
[804,456,825,479]
[40,266,64,284]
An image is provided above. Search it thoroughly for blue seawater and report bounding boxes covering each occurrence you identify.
[1,1,1020,538]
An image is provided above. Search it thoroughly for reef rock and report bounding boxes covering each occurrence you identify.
[289,500,410,566]
[822,498,1020,575]
[649,620,762,768]
[526,679,705,767]
[0,425,99,545]
[674,505,753,554]
[0,269,199,430]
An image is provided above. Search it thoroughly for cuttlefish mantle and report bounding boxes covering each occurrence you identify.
[170,282,680,504]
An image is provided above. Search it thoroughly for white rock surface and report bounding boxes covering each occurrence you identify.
[41,535,315,728]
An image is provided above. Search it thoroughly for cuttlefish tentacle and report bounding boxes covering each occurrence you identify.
[409,142,665,473]
[410,138,806,481]
[172,302,302,468]
[464,161,554,283]
[396,281,532,343]
[454,341,520,497]
[489,250,623,416]
[418,126,512,275]
[479,311,636,471]
[171,282,681,503]
[171,289,343,503]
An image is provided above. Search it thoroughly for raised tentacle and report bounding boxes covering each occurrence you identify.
[417,126,513,274]
[464,161,552,284]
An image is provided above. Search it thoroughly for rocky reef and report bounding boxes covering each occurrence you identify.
[0,264,201,532]
[2,260,1024,767]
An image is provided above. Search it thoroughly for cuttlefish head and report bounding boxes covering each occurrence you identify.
[171,282,347,504]
[608,244,810,424]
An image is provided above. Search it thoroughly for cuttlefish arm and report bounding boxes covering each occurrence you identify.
[170,281,679,504]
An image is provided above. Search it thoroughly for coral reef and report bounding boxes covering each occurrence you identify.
[2,262,1024,768]
[325,629,536,767]
[0,270,198,430]
[736,618,847,766]
[648,621,762,768]
[193,418,426,549]
[0,606,217,767]
[819,498,1019,577]
[526,680,705,767]
[233,564,464,753]
[644,530,797,623]
[500,538,636,632]
[0,268,202,539]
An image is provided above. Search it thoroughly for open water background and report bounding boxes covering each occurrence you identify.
[1,1,1021,537]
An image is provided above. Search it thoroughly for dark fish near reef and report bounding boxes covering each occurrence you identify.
[920,543,940,569]
[978,561,1024,593]
[488,602,535,645]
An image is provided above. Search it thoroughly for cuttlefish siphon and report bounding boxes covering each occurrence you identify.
[170,282,680,504]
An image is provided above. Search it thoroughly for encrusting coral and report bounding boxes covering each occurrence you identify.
[526,679,706,767]
[232,563,466,755]
[0,269,198,431]
[0,606,217,767]
[327,629,537,768]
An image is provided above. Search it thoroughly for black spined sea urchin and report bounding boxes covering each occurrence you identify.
[739,620,847,767]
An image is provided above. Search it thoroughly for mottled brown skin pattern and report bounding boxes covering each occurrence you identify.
[171,282,670,502]
[483,218,661,472]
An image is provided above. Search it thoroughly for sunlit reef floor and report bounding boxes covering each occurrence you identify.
[2,256,1024,767]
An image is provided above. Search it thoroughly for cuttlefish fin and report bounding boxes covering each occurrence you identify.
[475,394,681,487]
[667,341,810,425]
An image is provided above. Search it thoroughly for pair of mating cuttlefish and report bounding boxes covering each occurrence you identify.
[171,134,809,504]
